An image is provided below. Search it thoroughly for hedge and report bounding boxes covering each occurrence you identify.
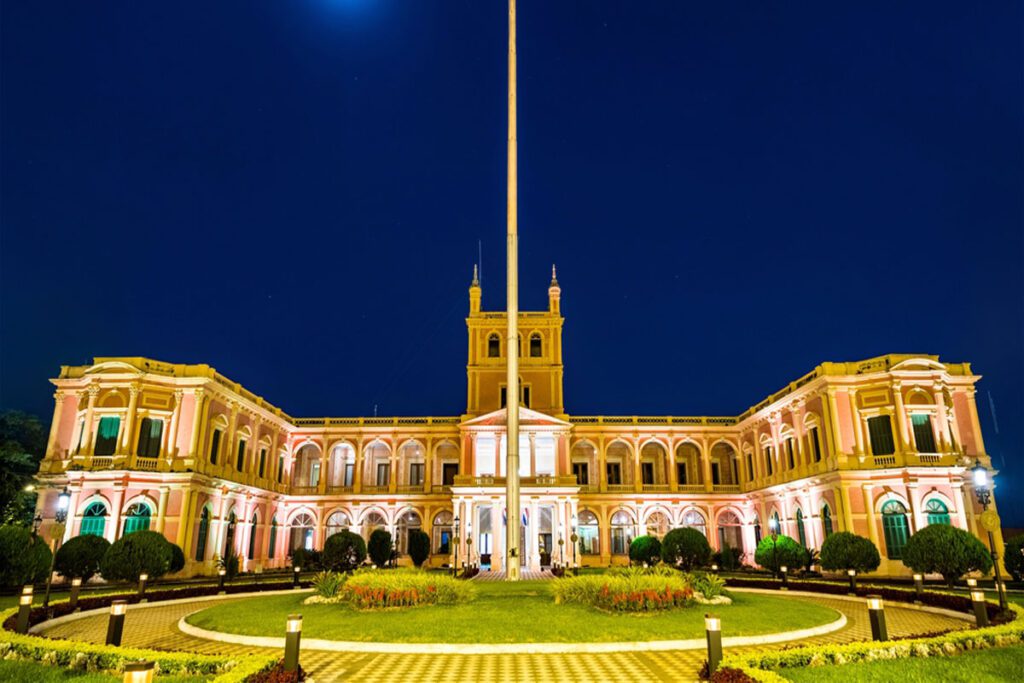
[715,602,1024,682]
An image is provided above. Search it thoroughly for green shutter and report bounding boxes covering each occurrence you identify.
[268,520,277,559]
[867,416,896,455]
[195,509,210,561]
[95,417,121,456]
[881,501,909,559]
[80,503,108,537]
[925,499,950,526]
[123,503,151,535]
[822,505,833,537]
[796,509,806,547]
[911,414,937,453]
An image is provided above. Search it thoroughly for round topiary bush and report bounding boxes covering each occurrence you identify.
[1006,534,1024,582]
[323,530,367,572]
[0,525,52,588]
[168,543,186,574]
[629,535,662,566]
[819,531,881,574]
[407,529,431,568]
[754,534,807,575]
[368,528,393,568]
[661,527,711,570]
[99,530,173,582]
[902,524,993,586]
[55,534,110,581]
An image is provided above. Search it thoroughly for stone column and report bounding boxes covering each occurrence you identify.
[668,439,678,492]
[45,391,66,459]
[176,488,194,549]
[633,438,642,493]
[156,486,170,534]
[354,438,364,494]
[891,383,910,451]
[597,436,607,493]
[63,488,80,542]
[188,388,206,460]
[122,385,140,453]
[107,486,125,543]
[932,386,950,451]
[862,484,879,549]
[83,386,100,456]
[388,437,398,494]
[529,499,540,570]
[424,437,434,493]
[702,438,713,493]
[529,433,537,477]
[168,390,183,463]
[848,390,865,455]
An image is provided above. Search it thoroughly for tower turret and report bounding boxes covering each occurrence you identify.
[548,264,561,314]
[469,264,482,316]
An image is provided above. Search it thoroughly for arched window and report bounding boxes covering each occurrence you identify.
[821,504,833,538]
[769,510,781,535]
[123,503,152,535]
[247,513,258,560]
[487,334,501,358]
[795,508,807,547]
[925,499,951,526]
[289,513,315,555]
[268,517,278,559]
[881,500,910,559]
[610,510,635,555]
[362,511,387,542]
[433,511,453,554]
[325,510,350,539]
[645,510,670,537]
[529,333,542,357]
[682,510,707,536]
[195,508,210,561]
[717,511,743,552]
[80,502,108,537]
[578,510,600,555]
[224,512,237,555]
[396,511,421,555]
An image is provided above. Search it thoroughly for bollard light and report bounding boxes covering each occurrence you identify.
[284,614,302,672]
[967,578,977,589]
[710,564,719,573]
[16,591,32,634]
[912,573,924,604]
[107,600,127,646]
[123,660,154,683]
[218,568,227,593]
[847,569,857,594]
[292,566,301,589]
[866,595,888,641]
[704,613,722,676]
[971,590,989,627]
[779,566,789,590]
[137,573,148,600]
[69,577,83,611]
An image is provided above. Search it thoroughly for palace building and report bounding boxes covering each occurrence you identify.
[32,269,1005,577]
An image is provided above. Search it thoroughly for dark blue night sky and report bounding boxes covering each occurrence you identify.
[2,2,1021,522]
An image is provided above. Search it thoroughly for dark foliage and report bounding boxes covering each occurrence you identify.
[407,529,431,568]
[661,527,712,570]
[902,524,992,586]
[99,530,173,582]
[628,535,662,566]
[290,548,322,572]
[54,534,110,581]
[819,531,881,574]
[0,524,52,588]
[368,528,393,568]
[753,534,807,574]
[322,531,367,572]
[247,661,305,683]
[1006,534,1024,582]
[0,411,47,525]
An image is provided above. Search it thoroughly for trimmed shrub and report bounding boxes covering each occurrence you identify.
[0,525,53,588]
[902,524,993,586]
[290,548,322,572]
[311,571,345,598]
[661,527,712,570]
[99,530,173,582]
[551,573,695,612]
[54,534,110,581]
[1004,534,1024,582]
[342,568,475,608]
[713,545,743,571]
[819,531,880,574]
[368,529,393,568]
[629,535,662,566]
[691,571,727,600]
[322,531,367,572]
[169,543,186,574]
[753,534,807,574]
[407,529,431,568]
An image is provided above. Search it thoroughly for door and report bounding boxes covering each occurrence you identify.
[539,533,552,567]
[442,463,458,486]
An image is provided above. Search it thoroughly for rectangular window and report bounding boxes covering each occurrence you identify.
[94,417,120,456]
[277,455,284,483]
[236,439,247,471]
[809,427,822,462]
[136,417,163,458]
[676,462,687,485]
[310,461,320,486]
[765,446,774,476]
[745,453,754,480]
[376,463,390,486]
[572,462,589,485]
[711,462,721,485]
[442,463,458,486]
[641,462,655,485]
[258,449,267,478]
[785,439,795,469]
[500,386,507,408]
[606,462,622,485]
[911,414,937,453]
[522,386,531,408]
[344,463,355,487]
[867,415,896,455]
[409,463,424,486]
[209,429,222,465]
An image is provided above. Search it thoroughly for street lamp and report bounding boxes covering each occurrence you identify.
[970,459,1008,611]
[570,513,579,575]
[768,516,780,579]
[466,520,474,570]
[452,515,461,577]
[43,487,71,611]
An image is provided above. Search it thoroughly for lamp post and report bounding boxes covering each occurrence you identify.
[768,517,780,579]
[570,513,579,575]
[704,613,722,676]
[452,515,461,577]
[847,569,858,595]
[779,565,789,590]
[292,565,301,589]
[43,487,71,611]
[971,590,989,627]
[284,614,302,672]
[466,520,474,571]
[971,459,1008,611]
[106,600,127,646]
[218,568,227,593]
[69,577,83,611]
[866,596,888,641]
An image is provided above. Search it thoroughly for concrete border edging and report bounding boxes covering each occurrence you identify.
[731,587,975,623]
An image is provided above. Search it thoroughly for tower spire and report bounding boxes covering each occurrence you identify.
[504,0,521,581]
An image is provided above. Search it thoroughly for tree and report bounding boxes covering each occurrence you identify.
[661,528,712,570]
[1006,535,1024,583]
[407,529,431,568]
[55,534,110,581]
[902,524,993,586]
[217,547,240,579]
[629,535,662,566]
[0,525,53,588]
[754,534,808,575]
[169,543,186,574]
[99,530,173,582]
[368,528,393,568]
[0,411,47,525]
[819,531,882,574]
[323,530,367,572]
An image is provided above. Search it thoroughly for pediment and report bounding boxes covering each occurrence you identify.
[461,406,571,429]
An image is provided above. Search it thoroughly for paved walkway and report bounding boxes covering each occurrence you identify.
[38,592,968,682]
[474,570,553,581]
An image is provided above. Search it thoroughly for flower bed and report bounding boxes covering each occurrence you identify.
[340,569,475,609]
[552,573,696,612]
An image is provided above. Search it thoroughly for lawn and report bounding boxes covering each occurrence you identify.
[185,581,838,643]
[780,644,1024,682]
[0,660,209,683]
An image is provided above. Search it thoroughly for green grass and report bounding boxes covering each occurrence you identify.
[185,581,838,643]
[780,644,1024,682]
[0,660,209,683]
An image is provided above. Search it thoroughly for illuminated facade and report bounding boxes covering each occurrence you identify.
[32,271,1005,577]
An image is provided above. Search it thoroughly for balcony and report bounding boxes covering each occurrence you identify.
[291,485,319,495]
[133,457,160,472]
[362,485,390,494]
[397,484,424,494]
[713,484,741,493]
[452,475,579,488]
[872,455,898,468]
[326,485,354,494]
[605,484,633,493]
[641,484,671,493]
[677,485,705,494]
[430,485,452,494]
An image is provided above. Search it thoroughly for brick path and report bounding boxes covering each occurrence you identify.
[38,592,968,682]
[474,570,552,581]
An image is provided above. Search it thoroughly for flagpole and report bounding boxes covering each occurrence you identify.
[505,0,521,581]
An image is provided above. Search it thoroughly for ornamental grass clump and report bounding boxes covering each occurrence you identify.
[341,569,475,609]
[551,573,696,612]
